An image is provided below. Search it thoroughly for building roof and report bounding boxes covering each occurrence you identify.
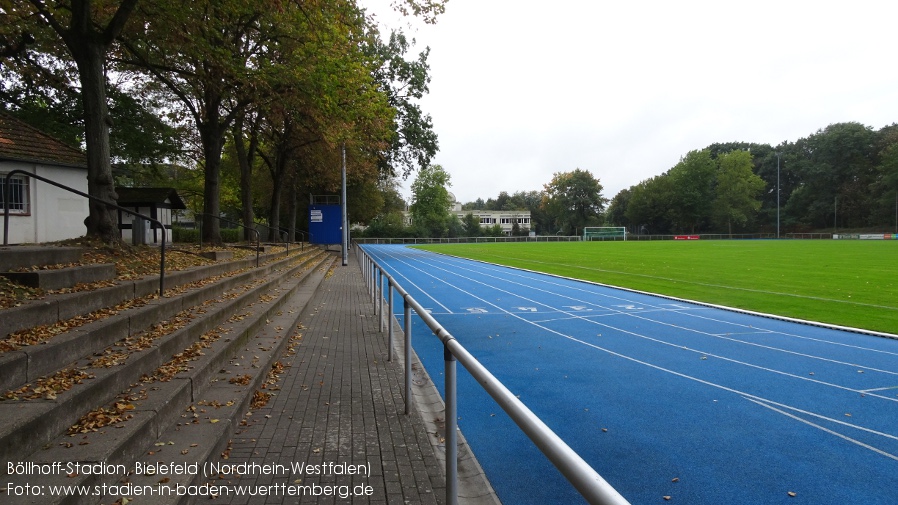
[0,113,87,168]
[115,187,187,209]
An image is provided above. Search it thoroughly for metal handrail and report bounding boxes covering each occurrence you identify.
[3,170,167,297]
[357,245,630,505]
[252,221,290,253]
[292,229,310,250]
[196,213,260,267]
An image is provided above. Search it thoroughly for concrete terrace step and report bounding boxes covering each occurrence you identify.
[0,251,336,492]
[0,248,326,393]
[0,248,328,461]
[9,263,332,505]
[0,247,295,340]
[0,246,84,271]
[1,263,116,290]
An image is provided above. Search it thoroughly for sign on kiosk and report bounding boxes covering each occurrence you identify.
[309,204,342,245]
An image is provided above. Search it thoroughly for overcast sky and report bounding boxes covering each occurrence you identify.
[364,0,898,204]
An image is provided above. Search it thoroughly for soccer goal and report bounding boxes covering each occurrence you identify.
[583,226,627,241]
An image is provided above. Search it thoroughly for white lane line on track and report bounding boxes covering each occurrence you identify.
[616,311,898,379]
[366,246,898,406]
[860,386,898,393]
[673,310,898,358]
[366,248,455,315]
[434,252,898,358]
[365,246,898,459]
[743,396,898,462]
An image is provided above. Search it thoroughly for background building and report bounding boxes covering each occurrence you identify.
[0,114,89,244]
[403,192,532,236]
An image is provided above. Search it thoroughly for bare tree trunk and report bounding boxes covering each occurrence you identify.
[200,124,224,244]
[264,141,292,242]
[36,0,139,243]
[75,43,118,242]
[233,115,258,241]
[286,173,297,243]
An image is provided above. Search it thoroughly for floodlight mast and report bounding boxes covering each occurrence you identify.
[776,153,781,238]
[342,143,348,266]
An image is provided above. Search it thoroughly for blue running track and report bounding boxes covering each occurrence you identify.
[361,244,898,505]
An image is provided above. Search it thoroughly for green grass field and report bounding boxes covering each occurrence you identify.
[415,240,898,335]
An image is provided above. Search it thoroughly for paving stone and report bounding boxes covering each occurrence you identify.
[206,255,451,505]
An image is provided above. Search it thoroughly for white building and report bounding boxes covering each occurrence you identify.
[0,114,89,244]
[404,192,532,236]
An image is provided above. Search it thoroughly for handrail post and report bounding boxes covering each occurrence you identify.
[374,267,380,320]
[159,228,166,296]
[368,262,379,302]
[387,278,394,362]
[404,298,412,416]
[254,228,260,268]
[444,343,458,505]
[3,172,11,245]
[378,270,385,333]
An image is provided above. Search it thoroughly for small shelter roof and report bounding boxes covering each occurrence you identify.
[115,187,186,209]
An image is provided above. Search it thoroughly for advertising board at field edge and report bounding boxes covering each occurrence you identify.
[833,234,898,240]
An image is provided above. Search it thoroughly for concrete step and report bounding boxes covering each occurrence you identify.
[0,247,296,340]
[198,250,233,261]
[5,259,334,505]
[0,246,84,271]
[0,249,326,393]
[1,263,116,290]
[0,251,334,466]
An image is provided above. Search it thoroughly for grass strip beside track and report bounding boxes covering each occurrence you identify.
[415,240,898,335]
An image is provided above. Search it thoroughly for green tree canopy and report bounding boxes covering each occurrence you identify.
[541,168,607,235]
[410,164,451,237]
[712,150,766,235]
[667,149,716,233]
[461,213,482,237]
[624,175,674,235]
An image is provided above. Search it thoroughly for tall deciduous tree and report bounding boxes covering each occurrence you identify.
[13,0,139,242]
[667,149,716,233]
[871,127,898,228]
[542,168,607,235]
[624,175,674,235]
[410,164,451,237]
[122,0,284,243]
[461,212,482,237]
[712,150,766,236]
[785,122,878,229]
[231,110,260,241]
[605,187,632,229]
[367,30,438,179]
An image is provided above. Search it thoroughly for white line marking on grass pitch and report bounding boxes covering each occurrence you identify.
[470,254,898,312]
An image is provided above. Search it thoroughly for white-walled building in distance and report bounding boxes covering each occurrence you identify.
[404,192,532,236]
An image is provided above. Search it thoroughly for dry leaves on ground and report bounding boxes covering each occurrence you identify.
[0,238,258,311]
[2,369,95,401]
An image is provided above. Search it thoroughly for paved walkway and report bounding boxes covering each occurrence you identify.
[208,253,447,505]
